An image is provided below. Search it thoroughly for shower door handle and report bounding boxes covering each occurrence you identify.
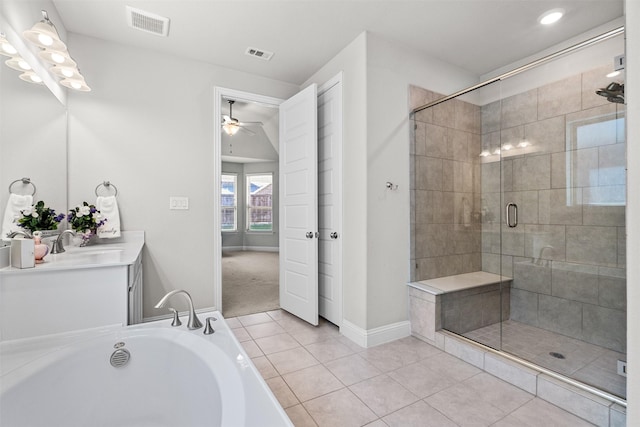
[506,203,518,228]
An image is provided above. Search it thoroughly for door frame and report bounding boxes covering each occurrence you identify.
[213,87,284,312]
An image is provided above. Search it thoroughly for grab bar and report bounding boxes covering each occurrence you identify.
[505,203,518,228]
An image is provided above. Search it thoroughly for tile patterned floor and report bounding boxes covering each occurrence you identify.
[228,310,596,427]
[464,320,627,399]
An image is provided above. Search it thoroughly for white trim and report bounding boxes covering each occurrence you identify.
[214,87,284,314]
[341,319,411,348]
[222,246,279,252]
[142,307,217,323]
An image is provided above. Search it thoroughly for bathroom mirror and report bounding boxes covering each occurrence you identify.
[0,57,68,246]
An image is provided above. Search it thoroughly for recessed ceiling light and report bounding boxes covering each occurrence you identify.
[539,8,565,25]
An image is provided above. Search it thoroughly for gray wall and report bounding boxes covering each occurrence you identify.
[221,161,279,251]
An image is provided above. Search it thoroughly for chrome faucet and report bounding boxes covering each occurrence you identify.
[7,230,33,239]
[155,290,203,330]
[51,229,77,254]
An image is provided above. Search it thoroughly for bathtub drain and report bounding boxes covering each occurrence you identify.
[110,348,131,368]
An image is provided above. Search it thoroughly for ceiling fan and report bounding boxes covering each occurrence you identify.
[222,100,263,136]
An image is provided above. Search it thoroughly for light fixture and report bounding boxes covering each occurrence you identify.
[538,8,564,25]
[517,140,531,148]
[18,71,44,84]
[223,100,241,136]
[22,10,67,51]
[502,143,513,151]
[479,150,491,157]
[60,76,91,92]
[0,33,18,56]
[5,57,32,72]
[21,10,91,92]
[607,71,621,78]
[39,49,77,67]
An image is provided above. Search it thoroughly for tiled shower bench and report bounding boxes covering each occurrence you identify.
[407,271,626,427]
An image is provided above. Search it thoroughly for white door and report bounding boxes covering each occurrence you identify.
[279,84,319,325]
[318,80,343,326]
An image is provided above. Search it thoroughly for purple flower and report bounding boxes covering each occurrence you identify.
[90,207,97,214]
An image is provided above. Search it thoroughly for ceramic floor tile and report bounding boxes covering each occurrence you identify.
[426,382,507,427]
[237,312,273,326]
[267,346,320,375]
[231,326,251,342]
[285,404,318,427]
[324,354,383,386]
[245,321,287,339]
[349,374,420,417]
[266,376,300,409]
[305,337,355,363]
[462,372,534,413]
[224,317,242,328]
[251,355,279,379]
[421,351,482,382]
[492,397,595,427]
[363,420,388,427]
[382,400,458,427]
[240,339,264,358]
[303,388,378,427]
[387,361,458,398]
[283,364,344,402]
[255,333,301,355]
[290,323,341,346]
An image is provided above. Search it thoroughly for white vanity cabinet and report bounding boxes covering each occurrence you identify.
[0,231,144,341]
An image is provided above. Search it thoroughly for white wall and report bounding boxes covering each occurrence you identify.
[304,32,478,331]
[66,34,299,317]
[625,0,639,422]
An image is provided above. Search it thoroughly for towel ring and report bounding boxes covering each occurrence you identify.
[95,181,118,197]
[8,178,37,196]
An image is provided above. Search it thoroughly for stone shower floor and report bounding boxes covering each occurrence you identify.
[463,320,626,399]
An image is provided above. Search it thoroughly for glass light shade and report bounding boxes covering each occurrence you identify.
[18,71,44,84]
[223,122,240,136]
[5,57,32,71]
[50,65,81,79]
[39,49,76,67]
[60,77,91,92]
[23,20,67,51]
[0,35,18,57]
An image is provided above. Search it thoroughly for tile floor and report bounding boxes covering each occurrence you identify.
[464,320,626,398]
[228,310,596,427]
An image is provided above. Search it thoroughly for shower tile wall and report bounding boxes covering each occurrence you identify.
[480,65,626,353]
[410,86,482,281]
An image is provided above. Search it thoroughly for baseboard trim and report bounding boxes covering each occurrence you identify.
[341,319,411,348]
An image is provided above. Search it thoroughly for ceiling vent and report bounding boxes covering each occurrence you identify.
[126,6,170,37]
[245,47,274,61]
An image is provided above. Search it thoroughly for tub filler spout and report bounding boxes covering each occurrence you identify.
[155,290,203,330]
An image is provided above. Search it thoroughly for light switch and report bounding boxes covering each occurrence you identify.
[169,196,189,210]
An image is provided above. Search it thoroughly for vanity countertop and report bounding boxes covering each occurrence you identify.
[0,231,144,275]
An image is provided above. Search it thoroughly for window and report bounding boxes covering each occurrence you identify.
[246,174,273,231]
[221,174,237,231]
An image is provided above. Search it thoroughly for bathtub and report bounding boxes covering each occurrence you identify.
[0,311,293,427]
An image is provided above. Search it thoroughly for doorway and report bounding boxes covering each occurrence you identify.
[213,78,343,326]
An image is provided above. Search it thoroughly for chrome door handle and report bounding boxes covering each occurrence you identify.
[306,232,314,239]
[506,203,518,228]
[330,232,338,239]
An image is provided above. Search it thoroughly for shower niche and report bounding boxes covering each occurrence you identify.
[410,46,627,402]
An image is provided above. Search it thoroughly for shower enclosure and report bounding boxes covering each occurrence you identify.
[410,30,626,400]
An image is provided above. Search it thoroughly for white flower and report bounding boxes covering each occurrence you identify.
[32,212,39,218]
[22,207,32,216]
[80,206,91,216]
[92,212,102,220]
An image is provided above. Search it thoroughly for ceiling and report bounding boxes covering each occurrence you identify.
[51,0,624,85]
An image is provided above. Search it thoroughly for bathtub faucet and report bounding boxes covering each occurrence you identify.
[155,290,203,330]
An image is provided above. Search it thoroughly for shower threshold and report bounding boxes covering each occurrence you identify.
[462,320,626,400]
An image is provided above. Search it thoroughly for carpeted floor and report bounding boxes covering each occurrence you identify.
[222,250,280,318]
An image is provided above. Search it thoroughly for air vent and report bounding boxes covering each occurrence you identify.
[126,6,170,37]
[245,47,274,61]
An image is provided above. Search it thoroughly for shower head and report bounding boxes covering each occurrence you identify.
[596,82,624,104]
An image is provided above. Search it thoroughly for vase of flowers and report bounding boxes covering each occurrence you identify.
[17,200,65,233]
[67,202,107,246]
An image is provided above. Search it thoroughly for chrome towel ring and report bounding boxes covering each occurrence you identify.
[8,178,36,196]
[95,181,118,197]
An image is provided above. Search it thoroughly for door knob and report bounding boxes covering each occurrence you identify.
[306,232,314,239]
[330,232,338,239]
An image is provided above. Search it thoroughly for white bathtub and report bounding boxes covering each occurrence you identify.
[0,311,293,427]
